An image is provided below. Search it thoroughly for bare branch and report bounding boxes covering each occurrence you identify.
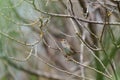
[32,0,120,25]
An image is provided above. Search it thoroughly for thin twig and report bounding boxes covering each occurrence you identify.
[76,32,102,51]
[0,12,40,26]
[99,5,107,43]
[0,31,40,46]
[42,38,60,51]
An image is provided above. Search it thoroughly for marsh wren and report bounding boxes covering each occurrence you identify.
[60,39,77,57]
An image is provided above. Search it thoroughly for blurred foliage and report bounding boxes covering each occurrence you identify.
[0,0,26,79]
[0,0,120,80]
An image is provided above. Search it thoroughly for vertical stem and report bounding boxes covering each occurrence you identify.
[80,32,85,80]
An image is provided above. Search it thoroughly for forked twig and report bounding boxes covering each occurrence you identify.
[9,47,34,62]
[66,56,112,80]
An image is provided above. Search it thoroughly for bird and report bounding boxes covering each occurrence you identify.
[60,39,78,57]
